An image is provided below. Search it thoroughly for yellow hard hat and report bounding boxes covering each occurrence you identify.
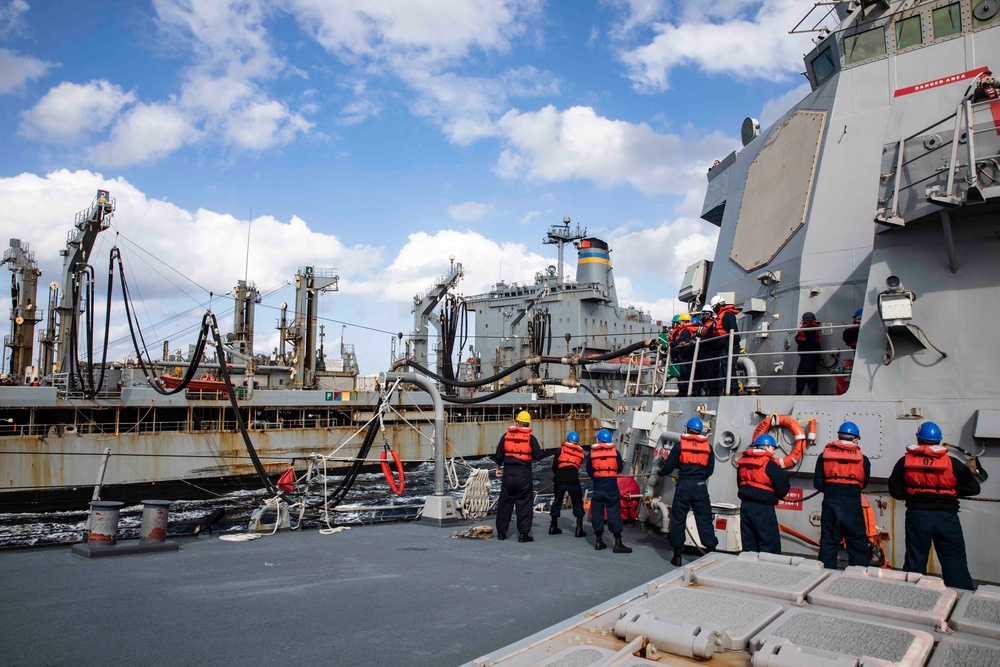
[678,313,692,322]
[516,410,531,424]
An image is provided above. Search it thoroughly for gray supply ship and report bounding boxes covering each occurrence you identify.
[0,195,654,510]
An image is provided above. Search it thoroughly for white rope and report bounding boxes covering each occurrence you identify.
[458,468,492,519]
[445,457,460,489]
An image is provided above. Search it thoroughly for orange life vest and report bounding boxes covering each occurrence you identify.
[822,441,865,486]
[503,426,533,462]
[796,320,822,342]
[903,445,957,496]
[590,443,619,478]
[556,442,585,469]
[712,305,741,337]
[679,434,711,466]
[737,448,774,492]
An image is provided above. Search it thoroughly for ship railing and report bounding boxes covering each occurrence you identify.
[665,322,858,397]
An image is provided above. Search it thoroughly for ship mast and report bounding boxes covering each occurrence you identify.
[542,216,586,287]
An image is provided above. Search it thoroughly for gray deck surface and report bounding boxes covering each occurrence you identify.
[1,514,679,666]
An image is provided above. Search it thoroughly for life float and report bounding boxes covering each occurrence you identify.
[751,415,816,469]
[381,447,405,495]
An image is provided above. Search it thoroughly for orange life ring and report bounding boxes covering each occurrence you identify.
[380,448,405,495]
[751,415,816,469]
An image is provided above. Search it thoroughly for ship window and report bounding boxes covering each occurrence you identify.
[933,3,961,37]
[811,48,837,86]
[895,15,922,50]
[844,26,886,64]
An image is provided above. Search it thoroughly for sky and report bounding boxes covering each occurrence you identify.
[0,0,829,376]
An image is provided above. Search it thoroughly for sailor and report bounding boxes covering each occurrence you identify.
[887,421,981,590]
[660,417,717,566]
[493,410,546,542]
[549,431,587,538]
[972,70,998,102]
[669,312,697,397]
[710,295,742,395]
[814,421,871,569]
[585,429,632,553]
[795,312,822,395]
[842,308,861,350]
[736,434,791,554]
[694,307,719,396]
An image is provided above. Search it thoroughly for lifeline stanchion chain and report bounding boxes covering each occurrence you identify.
[458,468,492,519]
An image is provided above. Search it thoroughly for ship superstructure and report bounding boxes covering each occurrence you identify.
[617,0,1000,584]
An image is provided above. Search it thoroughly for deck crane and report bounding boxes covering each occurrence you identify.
[2,239,43,382]
[409,259,464,381]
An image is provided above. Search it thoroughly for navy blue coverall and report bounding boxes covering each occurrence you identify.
[887,455,981,590]
[550,447,586,520]
[737,453,791,554]
[493,430,546,537]
[813,449,871,569]
[585,445,626,536]
[659,440,718,550]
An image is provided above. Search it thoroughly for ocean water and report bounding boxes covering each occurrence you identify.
[0,458,559,548]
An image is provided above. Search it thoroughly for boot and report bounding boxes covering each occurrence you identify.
[595,532,607,550]
[518,533,534,543]
[574,517,586,538]
[548,517,562,535]
[497,532,507,541]
[670,548,683,567]
[612,533,632,554]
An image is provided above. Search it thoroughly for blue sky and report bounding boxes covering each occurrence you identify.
[0,0,827,375]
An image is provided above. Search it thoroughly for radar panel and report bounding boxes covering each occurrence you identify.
[730,110,826,272]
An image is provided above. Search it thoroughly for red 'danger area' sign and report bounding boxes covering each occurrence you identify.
[776,488,803,511]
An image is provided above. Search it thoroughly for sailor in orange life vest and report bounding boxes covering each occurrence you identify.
[584,429,632,553]
[493,410,547,542]
[736,434,791,555]
[549,431,587,538]
[795,312,822,395]
[659,417,718,566]
[813,421,871,569]
[887,422,981,590]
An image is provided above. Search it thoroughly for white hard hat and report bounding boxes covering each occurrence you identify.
[710,295,725,307]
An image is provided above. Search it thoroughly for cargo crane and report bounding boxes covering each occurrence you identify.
[46,189,114,381]
[2,239,43,382]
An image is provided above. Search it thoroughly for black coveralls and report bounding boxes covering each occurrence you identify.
[813,449,871,568]
[659,440,718,550]
[493,430,546,536]
[737,454,790,554]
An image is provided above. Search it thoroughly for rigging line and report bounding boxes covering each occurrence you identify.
[253,301,401,337]
[113,233,213,302]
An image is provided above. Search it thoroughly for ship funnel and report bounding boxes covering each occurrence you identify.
[575,238,617,301]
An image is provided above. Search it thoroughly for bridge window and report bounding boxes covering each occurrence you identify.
[972,0,1000,29]
[810,47,837,86]
[895,15,922,50]
[933,3,961,38]
[844,26,886,65]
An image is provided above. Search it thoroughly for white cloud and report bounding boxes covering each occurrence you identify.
[223,100,313,151]
[0,47,53,93]
[495,105,735,195]
[19,80,134,143]
[519,210,543,225]
[448,201,496,222]
[618,0,815,92]
[86,103,199,166]
[759,81,810,130]
[0,0,29,37]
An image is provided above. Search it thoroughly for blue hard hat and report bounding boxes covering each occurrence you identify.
[837,421,860,438]
[916,421,942,443]
[853,308,863,319]
[566,431,580,443]
[596,428,613,443]
[685,417,703,433]
[753,434,777,448]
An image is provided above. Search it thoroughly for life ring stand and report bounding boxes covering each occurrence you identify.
[751,414,816,469]
[381,446,405,495]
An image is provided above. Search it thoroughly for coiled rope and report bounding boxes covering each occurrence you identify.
[458,468,492,519]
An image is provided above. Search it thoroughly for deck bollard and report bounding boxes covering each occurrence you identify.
[139,499,171,543]
[86,500,124,546]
